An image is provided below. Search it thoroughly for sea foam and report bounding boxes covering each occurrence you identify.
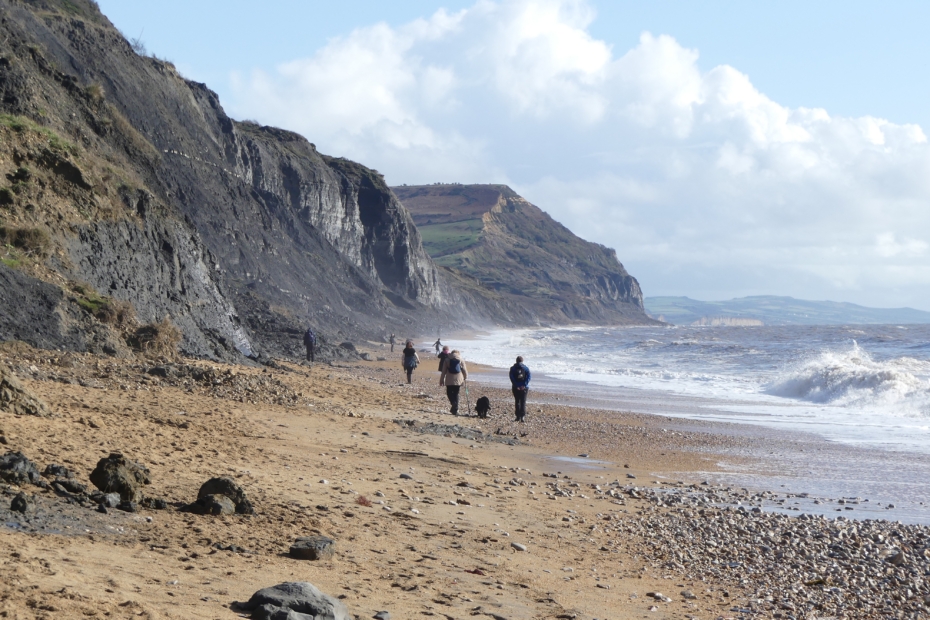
[767,343,930,414]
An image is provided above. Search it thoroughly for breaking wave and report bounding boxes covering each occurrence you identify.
[767,344,930,414]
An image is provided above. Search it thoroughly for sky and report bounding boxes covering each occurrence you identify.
[97,0,930,310]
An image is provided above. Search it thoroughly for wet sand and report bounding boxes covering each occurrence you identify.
[1,342,928,619]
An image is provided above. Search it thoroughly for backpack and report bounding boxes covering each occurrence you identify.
[512,364,526,383]
[304,329,316,346]
[446,357,462,374]
[403,352,418,369]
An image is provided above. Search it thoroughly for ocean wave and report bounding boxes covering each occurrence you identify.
[767,345,930,414]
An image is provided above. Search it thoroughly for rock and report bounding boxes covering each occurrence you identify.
[88,453,150,502]
[0,451,42,486]
[42,464,72,478]
[626,473,636,479]
[240,581,350,620]
[373,612,390,620]
[339,342,357,352]
[101,492,121,507]
[0,368,51,417]
[188,494,236,516]
[54,477,87,495]
[96,504,108,514]
[117,500,139,513]
[399,473,413,480]
[681,590,696,600]
[141,497,168,510]
[10,491,29,513]
[510,542,527,552]
[197,476,254,514]
[290,536,335,561]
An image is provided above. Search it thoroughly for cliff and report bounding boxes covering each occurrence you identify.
[393,184,653,325]
[0,0,450,359]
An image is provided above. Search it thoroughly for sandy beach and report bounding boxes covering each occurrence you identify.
[1,341,928,620]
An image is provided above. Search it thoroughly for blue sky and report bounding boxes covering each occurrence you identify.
[97,1,930,309]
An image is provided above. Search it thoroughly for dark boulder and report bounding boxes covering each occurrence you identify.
[187,493,236,516]
[54,477,87,495]
[88,453,150,502]
[10,491,30,513]
[0,451,42,486]
[289,536,335,561]
[238,582,350,620]
[42,464,72,478]
[197,476,254,514]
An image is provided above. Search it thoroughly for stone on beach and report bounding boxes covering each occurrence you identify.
[290,536,335,560]
[188,493,236,516]
[240,581,350,620]
[197,476,255,514]
[0,451,42,486]
[88,453,150,502]
[10,491,29,513]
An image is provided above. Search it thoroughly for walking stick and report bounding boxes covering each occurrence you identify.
[465,381,472,416]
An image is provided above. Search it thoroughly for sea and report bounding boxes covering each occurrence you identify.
[455,324,930,523]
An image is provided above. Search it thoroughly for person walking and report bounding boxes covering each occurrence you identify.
[509,355,531,422]
[437,345,450,371]
[389,333,396,353]
[433,338,442,353]
[439,349,468,415]
[303,327,317,363]
[401,340,419,384]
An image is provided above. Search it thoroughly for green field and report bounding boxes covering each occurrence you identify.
[417,218,484,257]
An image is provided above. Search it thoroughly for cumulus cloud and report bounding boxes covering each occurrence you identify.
[229,0,930,309]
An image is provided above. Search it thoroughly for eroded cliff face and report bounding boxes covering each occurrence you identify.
[0,0,450,358]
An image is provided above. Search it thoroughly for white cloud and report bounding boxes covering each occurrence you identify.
[229,0,930,309]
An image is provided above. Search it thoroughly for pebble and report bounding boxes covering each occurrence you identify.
[399,473,413,479]
[510,542,527,552]
[373,612,391,620]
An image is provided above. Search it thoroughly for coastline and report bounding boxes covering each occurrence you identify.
[0,342,928,618]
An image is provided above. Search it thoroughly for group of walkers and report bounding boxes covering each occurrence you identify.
[303,326,532,421]
[399,336,531,422]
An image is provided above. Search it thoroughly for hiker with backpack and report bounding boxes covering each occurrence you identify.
[401,340,419,384]
[303,327,317,363]
[509,355,531,422]
[439,349,468,415]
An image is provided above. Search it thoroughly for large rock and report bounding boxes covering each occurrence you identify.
[0,368,50,417]
[187,493,236,516]
[240,582,350,620]
[289,536,335,561]
[0,451,42,486]
[88,453,150,502]
[198,476,254,514]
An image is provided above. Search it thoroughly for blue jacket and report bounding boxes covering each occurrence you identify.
[509,363,531,389]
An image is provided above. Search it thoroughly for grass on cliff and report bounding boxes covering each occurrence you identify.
[0,114,78,155]
[0,226,52,258]
[417,218,483,257]
[70,282,137,330]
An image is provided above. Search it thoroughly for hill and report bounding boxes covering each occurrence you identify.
[393,184,653,325]
[646,295,930,326]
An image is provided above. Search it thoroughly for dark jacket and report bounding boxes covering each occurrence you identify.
[437,351,450,371]
[509,363,531,389]
[303,329,316,347]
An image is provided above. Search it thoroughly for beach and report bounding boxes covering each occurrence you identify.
[1,341,928,619]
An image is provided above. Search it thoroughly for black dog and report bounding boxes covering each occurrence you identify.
[475,396,491,419]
